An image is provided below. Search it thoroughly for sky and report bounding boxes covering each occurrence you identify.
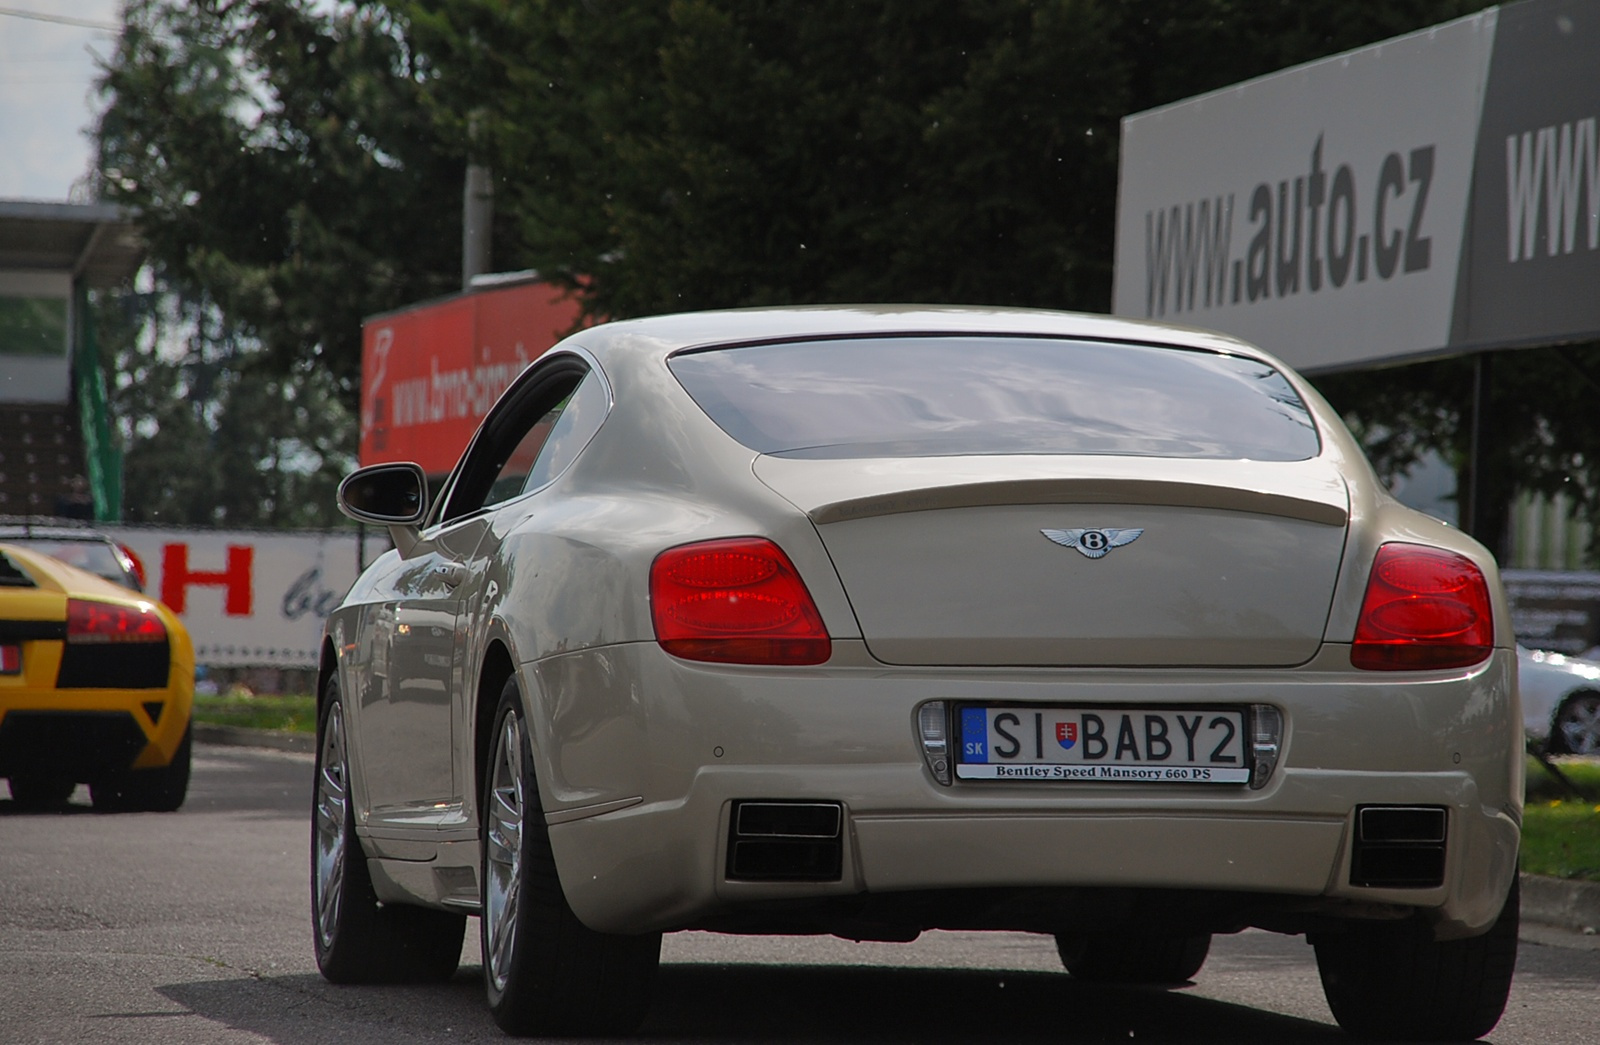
[0,0,122,202]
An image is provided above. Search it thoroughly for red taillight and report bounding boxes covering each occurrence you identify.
[1351,544,1493,670]
[650,538,831,665]
[66,599,167,644]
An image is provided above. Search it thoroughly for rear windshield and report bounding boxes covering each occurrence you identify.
[669,336,1319,461]
[5,538,130,586]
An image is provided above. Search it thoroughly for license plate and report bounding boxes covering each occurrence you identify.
[956,705,1250,784]
[0,644,18,675]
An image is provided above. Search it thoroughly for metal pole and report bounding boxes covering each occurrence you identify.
[462,163,493,288]
[1465,350,1498,551]
[1464,352,1485,537]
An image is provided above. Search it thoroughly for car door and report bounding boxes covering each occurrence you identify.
[360,517,487,827]
[363,355,598,830]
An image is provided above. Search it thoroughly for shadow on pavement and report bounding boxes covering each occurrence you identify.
[0,745,313,818]
[158,962,1347,1044]
[0,797,98,816]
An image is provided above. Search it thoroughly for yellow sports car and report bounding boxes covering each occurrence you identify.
[0,542,194,811]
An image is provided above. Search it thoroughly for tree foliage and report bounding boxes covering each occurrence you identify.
[92,0,467,525]
[400,0,1483,320]
[97,0,465,394]
[94,284,356,527]
[113,0,1597,546]
[1317,346,1600,562]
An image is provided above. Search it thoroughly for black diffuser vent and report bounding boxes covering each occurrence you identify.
[57,641,170,689]
[727,801,843,882]
[1350,805,1447,888]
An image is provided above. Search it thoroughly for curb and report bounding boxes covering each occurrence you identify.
[193,723,314,755]
[190,725,1600,939]
[1521,872,1600,936]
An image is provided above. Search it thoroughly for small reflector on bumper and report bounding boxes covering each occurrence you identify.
[1249,704,1282,790]
[917,701,951,785]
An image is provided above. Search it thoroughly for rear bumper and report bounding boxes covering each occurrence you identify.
[529,642,1521,939]
[0,638,194,781]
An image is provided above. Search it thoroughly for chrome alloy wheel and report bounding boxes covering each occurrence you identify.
[484,710,526,994]
[1557,693,1600,754]
[313,701,350,950]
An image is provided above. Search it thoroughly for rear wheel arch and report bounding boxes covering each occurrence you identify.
[479,675,660,1034]
[474,640,518,822]
[317,637,339,719]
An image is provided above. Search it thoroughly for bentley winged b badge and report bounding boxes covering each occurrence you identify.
[1041,527,1144,559]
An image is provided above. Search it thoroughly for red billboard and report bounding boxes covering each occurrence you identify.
[359,279,585,472]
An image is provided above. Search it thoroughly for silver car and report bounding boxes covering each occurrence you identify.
[314,307,1521,1041]
[1519,645,1600,754]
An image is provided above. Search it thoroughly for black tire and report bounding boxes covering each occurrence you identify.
[1314,876,1519,1041]
[8,773,77,809]
[481,678,661,1036]
[311,678,465,984]
[90,722,191,812]
[1055,931,1211,984]
[1551,691,1600,755]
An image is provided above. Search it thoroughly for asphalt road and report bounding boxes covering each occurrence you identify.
[2,744,1597,1045]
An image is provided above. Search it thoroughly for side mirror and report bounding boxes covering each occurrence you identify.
[338,463,429,524]
[338,463,431,558]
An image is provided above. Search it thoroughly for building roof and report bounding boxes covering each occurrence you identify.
[0,199,145,287]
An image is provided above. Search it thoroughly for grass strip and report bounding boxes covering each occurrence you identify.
[1521,798,1600,882]
[1523,757,1600,882]
[191,693,317,734]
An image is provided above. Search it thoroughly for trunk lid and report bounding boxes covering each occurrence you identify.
[756,455,1349,667]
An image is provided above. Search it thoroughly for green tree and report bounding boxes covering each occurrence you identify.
[92,0,468,526]
[93,285,356,528]
[95,0,465,405]
[400,0,1483,320]
[1315,347,1600,564]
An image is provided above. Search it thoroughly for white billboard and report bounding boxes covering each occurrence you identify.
[1114,0,1600,371]
[105,526,387,669]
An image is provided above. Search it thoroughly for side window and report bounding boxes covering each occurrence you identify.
[519,370,608,495]
[484,401,564,508]
[437,360,608,524]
